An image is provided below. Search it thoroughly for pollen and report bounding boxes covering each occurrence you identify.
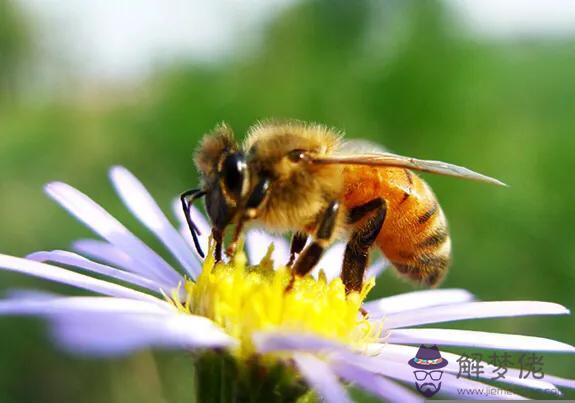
[165,241,378,356]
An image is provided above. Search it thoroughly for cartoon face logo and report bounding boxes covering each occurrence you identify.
[408,345,448,398]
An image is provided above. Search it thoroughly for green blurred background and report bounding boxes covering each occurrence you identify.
[0,0,574,401]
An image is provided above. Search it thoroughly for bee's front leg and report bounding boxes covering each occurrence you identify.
[212,227,224,262]
[287,201,340,291]
[287,232,308,267]
[224,176,272,258]
[225,220,245,258]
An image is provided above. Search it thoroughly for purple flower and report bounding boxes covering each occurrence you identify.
[0,166,573,402]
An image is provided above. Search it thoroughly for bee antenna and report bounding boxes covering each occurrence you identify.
[180,189,207,258]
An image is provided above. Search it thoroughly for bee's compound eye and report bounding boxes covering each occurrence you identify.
[222,152,247,199]
[287,149,307,162]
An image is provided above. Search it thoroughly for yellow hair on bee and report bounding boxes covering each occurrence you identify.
[243,121,346,234]
[244,120,342,159]
[194,123,236,175]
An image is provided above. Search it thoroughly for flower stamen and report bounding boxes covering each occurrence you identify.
[166,241,378,356]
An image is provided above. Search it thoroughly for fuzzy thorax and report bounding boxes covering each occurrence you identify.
[165,242,378,357]
[244,122,346,232]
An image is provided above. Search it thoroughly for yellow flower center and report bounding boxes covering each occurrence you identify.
[166,242,378,356]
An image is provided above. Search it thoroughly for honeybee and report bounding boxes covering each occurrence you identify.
[181,121,504,293]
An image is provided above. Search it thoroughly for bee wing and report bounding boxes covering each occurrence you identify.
[337,139,388,154]
[312,152,506,186]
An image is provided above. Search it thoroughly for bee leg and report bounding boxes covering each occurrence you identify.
[180,188,207,258]
[225,219,245,258]
[212,227,223,262]
[287,201,340,290]
[348,198,385,224]
[342,198,386,294]
[287,232,308,267]
[244,177,271,219]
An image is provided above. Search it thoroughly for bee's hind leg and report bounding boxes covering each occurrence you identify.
[286,201,340,290]
[341,198,387,294]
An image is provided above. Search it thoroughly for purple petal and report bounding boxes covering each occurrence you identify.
[45,182,181,285]
[253,331,343,353]
[333,360,422,403]
[27,250,171,294]
[171,199,210,260]
[313,242,345,281]
[332,353,528,400]
[52,312,235,356]
[110,167,201,278]
[255,330,565,397]
[0,295,235,356]
[293,353,352,403]
[544,374,575,390]
[375,343,561,394]
[245,230,290,266]
[364,288,474,316]
[384,301,569,329]
[387,328,575,352]
[4,289,57,300]
[0,254,162,303]
[0,295,170,316]
[72,239,143,274]
[312,247,387,282]
[255,332,541,399]
[365,257,388,279]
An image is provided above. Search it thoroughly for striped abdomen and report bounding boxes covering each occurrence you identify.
[342,166,451,286]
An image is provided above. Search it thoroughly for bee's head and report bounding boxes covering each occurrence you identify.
[194,123,249,231]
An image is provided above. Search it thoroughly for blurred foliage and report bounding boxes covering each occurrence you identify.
[0,0,31,101]
[0,0,574,401]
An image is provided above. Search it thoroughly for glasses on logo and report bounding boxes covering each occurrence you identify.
[413,370,443,381]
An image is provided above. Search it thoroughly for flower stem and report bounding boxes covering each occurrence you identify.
[193,351,313,403]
